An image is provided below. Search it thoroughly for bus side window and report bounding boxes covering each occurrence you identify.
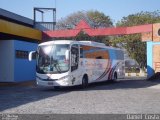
[71,44,79,72]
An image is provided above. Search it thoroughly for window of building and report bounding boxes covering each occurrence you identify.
[15,50,29,59]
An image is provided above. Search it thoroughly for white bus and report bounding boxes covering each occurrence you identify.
[29,40,125,88]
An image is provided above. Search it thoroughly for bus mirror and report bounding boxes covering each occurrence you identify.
[29,51,36,61]
[65,50,69,60]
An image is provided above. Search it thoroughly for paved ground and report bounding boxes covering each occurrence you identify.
[1,77,160,114]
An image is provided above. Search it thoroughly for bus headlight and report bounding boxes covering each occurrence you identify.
[59,75,71,81]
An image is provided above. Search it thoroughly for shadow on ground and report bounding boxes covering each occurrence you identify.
[0,85,69,112]
[0,77,160,112]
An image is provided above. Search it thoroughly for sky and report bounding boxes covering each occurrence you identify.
[1,0,160,24]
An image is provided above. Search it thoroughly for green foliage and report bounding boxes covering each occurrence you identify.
[113,11,160,69]
[117,11,160,26]
[56,10,113,29]
[87,11,113,28]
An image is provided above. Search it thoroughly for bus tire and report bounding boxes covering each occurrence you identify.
[82,75,88,88]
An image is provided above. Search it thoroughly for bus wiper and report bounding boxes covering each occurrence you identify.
[52,59,62,73]
[36,65,45,74]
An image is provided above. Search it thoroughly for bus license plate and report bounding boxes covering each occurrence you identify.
[48,82,54,86]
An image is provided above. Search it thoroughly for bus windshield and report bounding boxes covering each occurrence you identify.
[37,44,70,74]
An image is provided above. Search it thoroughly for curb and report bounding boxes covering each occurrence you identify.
[0,80,36,87]
[125,73,147,77]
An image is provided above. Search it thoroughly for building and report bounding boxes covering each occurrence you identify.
[0,8,41,82]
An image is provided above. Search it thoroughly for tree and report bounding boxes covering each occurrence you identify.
[86,10,113,28]
[113,11,160,69]
[56,10,113,29]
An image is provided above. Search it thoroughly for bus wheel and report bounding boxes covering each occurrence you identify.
[82,75,88,88]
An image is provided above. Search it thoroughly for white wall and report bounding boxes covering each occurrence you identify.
[0,40,14,82]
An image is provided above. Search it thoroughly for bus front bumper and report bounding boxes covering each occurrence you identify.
[36,79,73,87]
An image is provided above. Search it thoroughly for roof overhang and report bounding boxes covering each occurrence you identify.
[0,19,42,41]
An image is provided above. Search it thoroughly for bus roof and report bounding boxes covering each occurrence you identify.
[39,40,122,50]
[39,40,73,46]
